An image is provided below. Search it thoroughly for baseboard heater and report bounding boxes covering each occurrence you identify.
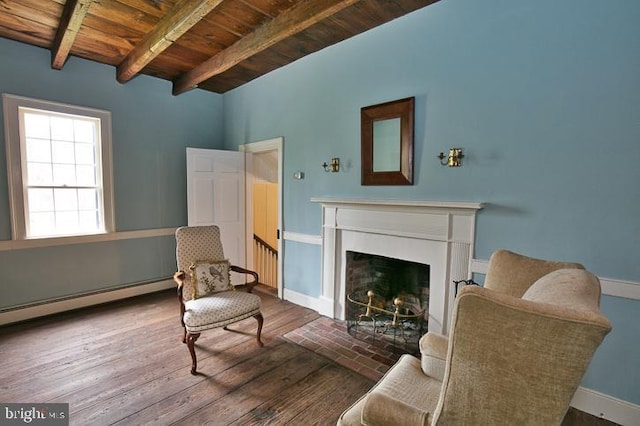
[0,277,174,326]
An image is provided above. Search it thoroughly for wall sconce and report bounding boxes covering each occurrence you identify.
[438,148,464,167]
[322,157,340,173]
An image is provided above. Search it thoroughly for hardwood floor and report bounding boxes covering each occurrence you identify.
[0,288,373,425]
[0,288,619,425]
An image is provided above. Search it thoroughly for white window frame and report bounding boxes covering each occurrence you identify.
[3,94,115,240]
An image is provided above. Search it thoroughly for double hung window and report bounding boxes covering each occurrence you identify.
[3,94,114,239]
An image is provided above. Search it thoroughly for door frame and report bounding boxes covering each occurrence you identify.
[240,137,284,299]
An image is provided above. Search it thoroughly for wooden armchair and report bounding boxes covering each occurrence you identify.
[173,225,264,375]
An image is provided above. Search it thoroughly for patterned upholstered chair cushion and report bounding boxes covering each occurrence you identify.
[183,291,261,332]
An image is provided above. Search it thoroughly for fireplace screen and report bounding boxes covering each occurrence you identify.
[345,251,429,355]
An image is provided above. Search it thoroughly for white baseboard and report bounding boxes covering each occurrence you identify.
[317,296,335,318]
[283,288,323,313]
[0,278,174,326]
[572,386,640,426]
[281,290,335,320]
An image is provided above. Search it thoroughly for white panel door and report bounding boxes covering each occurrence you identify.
[186,148,246,276]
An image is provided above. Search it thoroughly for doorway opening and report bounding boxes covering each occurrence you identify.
[241,138,283,299]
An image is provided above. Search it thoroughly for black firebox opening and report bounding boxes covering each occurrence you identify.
[345,251,429,355]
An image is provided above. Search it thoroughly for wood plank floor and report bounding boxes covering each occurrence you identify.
[0,288,619,426]
[0,288,373,425]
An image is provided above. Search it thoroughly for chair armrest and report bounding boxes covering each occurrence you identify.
[173,270,185,286]
[230,265,260,293]
[173,271,186,299]
[173,271,186,327]
[361,355,436,426]
[419,332,448,380]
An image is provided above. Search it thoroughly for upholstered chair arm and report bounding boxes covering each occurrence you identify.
[360,355,440,426]
[432,277,611,425]
[419,332,448,381]
[230,265,260,293]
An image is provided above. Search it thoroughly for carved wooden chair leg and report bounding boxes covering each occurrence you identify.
[186,332,200,375]
[254,313,264,347]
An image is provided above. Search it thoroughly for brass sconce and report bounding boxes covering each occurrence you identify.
[438,148,464,167]
[322,157,340,173]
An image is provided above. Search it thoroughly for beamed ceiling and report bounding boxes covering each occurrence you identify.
[0,0,439,95]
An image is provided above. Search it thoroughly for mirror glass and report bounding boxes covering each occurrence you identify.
[373,118,401,172]
[361,97,414,185]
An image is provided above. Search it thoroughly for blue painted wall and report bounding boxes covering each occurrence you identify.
[0,38,223,307]
[0,0,638,409]
[223,0,640,405]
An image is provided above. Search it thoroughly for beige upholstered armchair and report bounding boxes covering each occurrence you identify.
[422,249,587,381]
[173,225,264,375]
[338,251,612,425]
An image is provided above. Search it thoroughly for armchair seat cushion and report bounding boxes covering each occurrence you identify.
[184,291,261,332]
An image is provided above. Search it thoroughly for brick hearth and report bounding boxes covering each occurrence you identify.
[283,316,401,381]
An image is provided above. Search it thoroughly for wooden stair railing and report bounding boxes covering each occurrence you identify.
[253,234,278,289]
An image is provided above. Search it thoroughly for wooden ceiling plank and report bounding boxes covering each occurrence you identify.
[172,0,362,95]
[51,0,96,70]
[116,0,225,83]
[2,0,63,28]
[88,0,158,31]
[237,0,276,19]
[0,18,56,50]
[113,0,178,18]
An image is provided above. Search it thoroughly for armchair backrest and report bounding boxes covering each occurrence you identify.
[432,269,611,425]
[484,249,584,298]
[176,226,226,300]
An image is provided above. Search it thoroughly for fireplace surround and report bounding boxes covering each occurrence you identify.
[312,198,483,335]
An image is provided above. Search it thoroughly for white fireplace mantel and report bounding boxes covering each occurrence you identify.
[311,198,484,335]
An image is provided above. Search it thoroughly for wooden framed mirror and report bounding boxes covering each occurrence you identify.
[361,97,414,185]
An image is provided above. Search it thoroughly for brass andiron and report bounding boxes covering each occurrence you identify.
[392,297,404,327]
[349,290,424,324]
[347,289,428,355]
[364,290,375,318]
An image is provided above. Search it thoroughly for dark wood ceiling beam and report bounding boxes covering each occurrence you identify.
[172,0,362,95]
[116,0,225,84]
[51,0,95,70]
